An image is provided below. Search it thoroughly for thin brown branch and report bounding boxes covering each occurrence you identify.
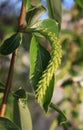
[0,2,26,117]
[19,3,26,27]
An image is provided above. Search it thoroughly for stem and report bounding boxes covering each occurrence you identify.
[0,2,26,117]
[0,51,17,117]
[18,3,26,27]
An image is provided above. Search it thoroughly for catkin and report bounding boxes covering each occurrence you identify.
[35,28,62,104]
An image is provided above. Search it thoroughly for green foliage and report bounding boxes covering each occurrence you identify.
[0,33,21,55]
[0,88,32,130]
[0,0,63,128]
[28,19,62,111]
[35,35,62,111]
[30,36,55,112]
[1,0,83,130]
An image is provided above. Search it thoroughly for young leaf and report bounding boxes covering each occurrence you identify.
[30,36,55,111]
[0,117,20,130]
[30,19,59,35]
[46,0,62,28]
[26,4,46,26]
[50,102,67,125]
[0,33,21,55]
[30,35,50,90]
[29,19,62,112]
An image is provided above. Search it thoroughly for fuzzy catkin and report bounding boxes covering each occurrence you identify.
[35,29,62,104]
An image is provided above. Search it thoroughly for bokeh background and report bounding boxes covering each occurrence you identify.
[0,0,83,130]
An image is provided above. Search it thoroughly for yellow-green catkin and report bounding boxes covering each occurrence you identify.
[36,28,62,105]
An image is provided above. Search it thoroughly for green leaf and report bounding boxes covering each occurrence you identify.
[50,103,67,125]
[30,35,50,89]
[26,4,46,26]
[0,33,21,55]
[46,0,62,28]
[13,98,21,129]
[0,117,20,130]
[13,89,32,130]
[30,35,39,83]
[76,0,83,8]
[14,98,32,130]
[18,99,32,130]
[29,19,61,112]
[30,19,59,36]
[30,36,55,111]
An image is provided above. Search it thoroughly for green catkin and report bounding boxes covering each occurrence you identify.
[35,28,62,105]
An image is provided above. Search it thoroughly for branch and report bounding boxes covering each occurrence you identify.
[0,2,26,117]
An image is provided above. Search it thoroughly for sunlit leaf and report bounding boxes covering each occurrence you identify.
[29,19,61,111]
[18,99,32,130]
[30,36,55,111]
[30,35,50,89]
[30,19,59,35]
[26,4,46,26]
